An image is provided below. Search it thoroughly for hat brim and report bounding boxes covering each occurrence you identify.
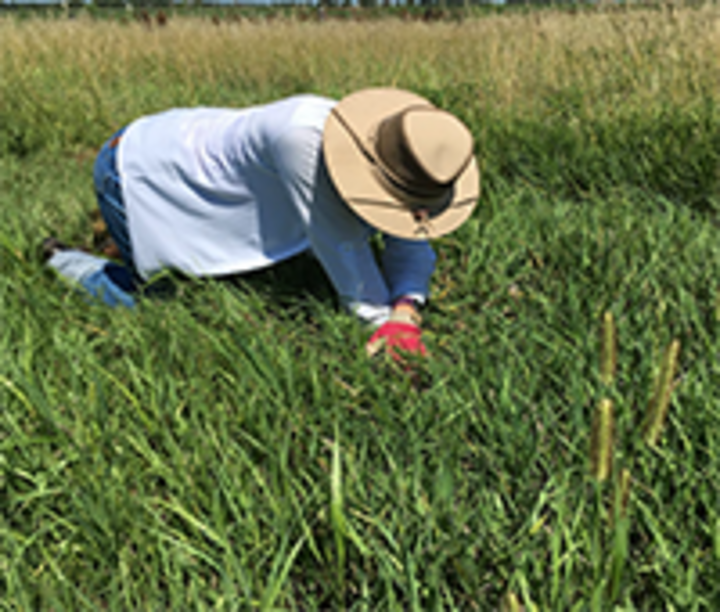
[323,88,480,240]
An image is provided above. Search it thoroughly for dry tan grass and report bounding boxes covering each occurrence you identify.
[1,7,719,122]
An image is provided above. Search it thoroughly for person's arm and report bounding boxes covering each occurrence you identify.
[273,126,393,326]
[273,124,429,360]
[381,234,435,318]
[363,236,436,360]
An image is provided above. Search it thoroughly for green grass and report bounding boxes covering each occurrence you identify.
[2,10,720,610]
[3,152,718,609]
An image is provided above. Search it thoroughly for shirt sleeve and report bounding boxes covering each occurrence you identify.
[272,125,434,326]
[380,234,436,305]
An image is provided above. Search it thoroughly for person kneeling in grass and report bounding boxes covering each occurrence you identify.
[43,88,480,361]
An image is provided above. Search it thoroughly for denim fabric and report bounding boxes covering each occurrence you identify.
[46,127,140,309]
[94,126,133,267]
[86,126,140,307]
[82,267,137,308]
[47,250,136,308]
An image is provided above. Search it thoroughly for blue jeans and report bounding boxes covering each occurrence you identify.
[76,126,138,308]
[94,126,134,268]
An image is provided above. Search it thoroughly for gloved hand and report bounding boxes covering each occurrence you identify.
[365,320,427,362]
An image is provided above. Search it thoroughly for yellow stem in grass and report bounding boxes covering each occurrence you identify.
[643,339,681,447]
[501,591,522,612]
[617,468,632,517]
[590,398,614,482]
[600,311,617,387]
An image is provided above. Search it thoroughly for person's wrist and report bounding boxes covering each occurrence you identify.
[390,296,422,326]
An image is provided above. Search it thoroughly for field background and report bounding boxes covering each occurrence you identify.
[1,5,719,610]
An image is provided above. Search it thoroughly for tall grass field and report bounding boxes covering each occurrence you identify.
[1,5,719,610]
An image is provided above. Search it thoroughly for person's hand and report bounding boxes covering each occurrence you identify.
[366,320,427,361]
[366,300,427,362]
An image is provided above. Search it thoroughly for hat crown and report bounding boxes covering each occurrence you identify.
[402,108,474,184]
[374,107,473,198]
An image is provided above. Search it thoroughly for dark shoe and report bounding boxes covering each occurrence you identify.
[40,236,70,263]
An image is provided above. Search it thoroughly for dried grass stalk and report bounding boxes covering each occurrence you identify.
[501,591,523,612]
[643,339,681,447]
[590,398,614,482]
[600,311,617,386]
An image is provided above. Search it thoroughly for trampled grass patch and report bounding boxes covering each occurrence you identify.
[1,7,719,610]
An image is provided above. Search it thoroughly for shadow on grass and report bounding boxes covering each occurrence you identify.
[223,250,336,310]
[142,250,337,316]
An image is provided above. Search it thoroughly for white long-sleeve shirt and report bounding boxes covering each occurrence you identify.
[117,94,436,325]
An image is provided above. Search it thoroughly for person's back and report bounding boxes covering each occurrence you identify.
[119,94,337,280]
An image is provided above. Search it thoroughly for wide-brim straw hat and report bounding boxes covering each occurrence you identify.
[323,87,480,240]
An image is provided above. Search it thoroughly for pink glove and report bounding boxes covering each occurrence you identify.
[366,321,427,362]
